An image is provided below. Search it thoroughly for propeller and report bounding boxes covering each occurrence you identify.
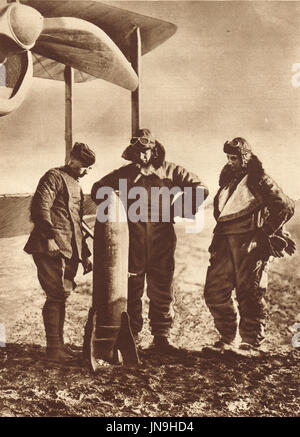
[33,16,139,91]
[0,2,43,52]
[0,2,43,115]
[0,1,138,116]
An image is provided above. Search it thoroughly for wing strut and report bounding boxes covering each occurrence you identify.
[64,65,74,163]
[130,27,141,136]
[63,26,141,160]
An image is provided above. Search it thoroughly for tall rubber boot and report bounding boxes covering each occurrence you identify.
[42,301,75,363]
[58,302,81,357]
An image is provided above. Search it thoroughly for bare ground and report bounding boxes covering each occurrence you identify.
[0,221,299,417]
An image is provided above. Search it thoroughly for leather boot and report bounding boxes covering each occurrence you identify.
[58,303,81,358]
[42,301,76,363]
[151,335,180,355]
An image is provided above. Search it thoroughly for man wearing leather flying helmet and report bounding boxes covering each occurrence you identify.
[92,129,209,353]
[203,137,295,357]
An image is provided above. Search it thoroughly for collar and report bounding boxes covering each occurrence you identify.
[62,165,79,181]
[136,163,157,176]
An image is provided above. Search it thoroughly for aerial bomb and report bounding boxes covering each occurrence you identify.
[83,190,139,370]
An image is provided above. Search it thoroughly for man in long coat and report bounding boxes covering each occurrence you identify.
[24,142,95,363]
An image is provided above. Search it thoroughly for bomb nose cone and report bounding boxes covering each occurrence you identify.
[7,4,43,49]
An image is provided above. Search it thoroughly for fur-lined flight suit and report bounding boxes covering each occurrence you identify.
[204,157,295,346]
[92,142,209,338]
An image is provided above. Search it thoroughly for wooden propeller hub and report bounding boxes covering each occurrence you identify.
[0,3,43,50]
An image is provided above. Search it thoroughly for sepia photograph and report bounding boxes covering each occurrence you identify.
[0,0,299,420]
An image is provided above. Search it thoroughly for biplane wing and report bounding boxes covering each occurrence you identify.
[6,0,176,83]
[17,0,177,58]
[0,194,97,239]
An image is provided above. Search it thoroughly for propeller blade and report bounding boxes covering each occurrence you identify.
[0,51,33,116]
[33,17,138,91]
[18,0,177,59]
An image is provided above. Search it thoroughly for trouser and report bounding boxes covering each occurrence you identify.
[33,254,79,348]
[127,222,177,337]
[204,232,269,347]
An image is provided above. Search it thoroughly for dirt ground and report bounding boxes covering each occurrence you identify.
[0,218,299,417]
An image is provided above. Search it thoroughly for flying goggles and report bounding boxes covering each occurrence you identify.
[130,136,155,148]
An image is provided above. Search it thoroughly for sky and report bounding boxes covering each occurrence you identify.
[2,0,300,200]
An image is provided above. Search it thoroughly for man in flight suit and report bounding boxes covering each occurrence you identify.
[204,137,295,356]
[92,129,209,353]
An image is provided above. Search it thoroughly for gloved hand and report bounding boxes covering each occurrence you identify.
[268,235,287,258]
[285,237,296,256]
[280,231,296,256]
[258,226,296,258]
[256,228,286,258]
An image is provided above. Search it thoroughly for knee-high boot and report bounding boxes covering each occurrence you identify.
[58,302,81,357]
[42,301,73,362]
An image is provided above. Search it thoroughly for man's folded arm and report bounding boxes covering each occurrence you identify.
[91,170,120,204]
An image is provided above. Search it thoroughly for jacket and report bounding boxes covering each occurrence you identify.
[24,166,90,260]
[213,156,295,236]
[91,161,209,222]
